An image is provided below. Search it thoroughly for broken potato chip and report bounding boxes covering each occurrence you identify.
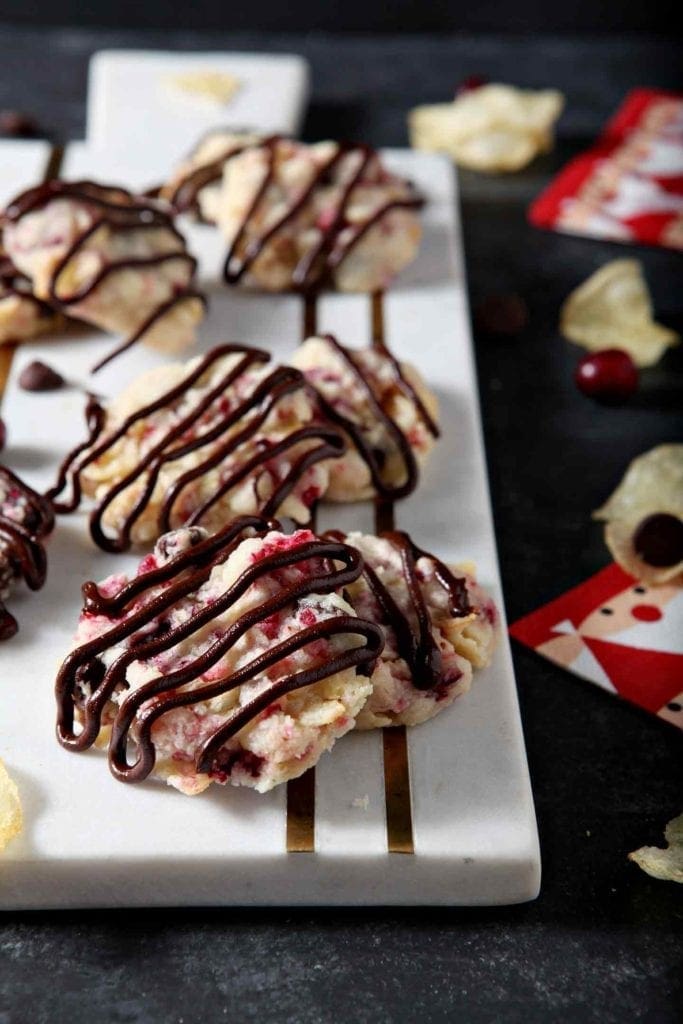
[0,757,22,852]
[594,444,683,585]
[408,83,564,173]
[629,813,683,884]
[560,260,679,368]
[166,70,241,106]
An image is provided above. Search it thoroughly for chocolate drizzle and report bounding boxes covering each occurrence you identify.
[166,136,423,293]
[223,139,423,292]
[47,344,346,553]
[325,529,471,691]
[3,180,205,372]
[0,465,54,639]
[307,334,439,501]
[55,515,384,784]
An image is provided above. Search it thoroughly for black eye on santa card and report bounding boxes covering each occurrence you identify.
[600,607,614,615]
[667,702,682,713]
[633,586,647,594]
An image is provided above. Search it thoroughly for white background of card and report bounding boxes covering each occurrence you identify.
[0,63,540,906]
[87,50,309,182]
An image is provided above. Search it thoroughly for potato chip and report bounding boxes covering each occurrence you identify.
[408,83,564,173]
[594,444,683,585]
[167,70,241,106]
[629,813,683,884]
[0,757,22,852]
[560,260,679,367]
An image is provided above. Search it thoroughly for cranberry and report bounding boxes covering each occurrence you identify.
[574,349,638,403]
[456,75,489,97]
[0,109,39,138]
[0,417,6,452]
[474,293,528,336]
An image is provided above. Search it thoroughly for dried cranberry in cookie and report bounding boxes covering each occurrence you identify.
[48,344,345,551]
[199,136,422,293]
[326,530,497,728]
[0,465,54,639]
[2,180,205,370]
[292,334,439,502]
[56,518,383,795]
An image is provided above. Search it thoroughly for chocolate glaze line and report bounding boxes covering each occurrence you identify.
[324,528,471,690]
[47,344,345,552]
[56,516,384,784]
[0,465,55,639]
[3,179,205,373]
[311,333,438,502]
[220,139,423,293]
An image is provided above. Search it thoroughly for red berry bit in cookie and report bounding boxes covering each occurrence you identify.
[0,465,54,640]
[55,517,384,795]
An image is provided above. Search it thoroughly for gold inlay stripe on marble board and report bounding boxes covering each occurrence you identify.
[372,290,415,854]
[285,290,319,852]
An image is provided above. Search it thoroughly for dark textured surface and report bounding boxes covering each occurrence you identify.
[1,26,682,1024]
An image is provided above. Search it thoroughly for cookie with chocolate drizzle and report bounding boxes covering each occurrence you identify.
[56,518,384,795]
[2,180,206,371]
[292,334,439,502]
[0,465,54,640]
[164,135,423,293]
[325,530,498,728]
[47,344,346,552]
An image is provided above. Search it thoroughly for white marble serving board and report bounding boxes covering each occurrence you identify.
[0,137,540,907]
[86,49,309,180]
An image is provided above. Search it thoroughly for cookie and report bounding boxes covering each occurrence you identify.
[292,334,439,501]
[2,180,205,370]
[327,530,497,728]
[48,344,345,551]
[56,519,383,794]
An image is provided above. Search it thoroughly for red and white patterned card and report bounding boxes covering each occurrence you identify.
[529,89,683,251]
[509,564,683,730]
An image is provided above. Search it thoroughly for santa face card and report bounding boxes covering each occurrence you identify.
[529,89,683,251]
[509,564,683,729]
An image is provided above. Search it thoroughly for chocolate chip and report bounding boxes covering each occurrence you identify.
[0,417,6,452]
[0,109,39,138]
[474,293,529,337]
[18,360,65,392]
[0,604,18,642]
[633,513,683,568]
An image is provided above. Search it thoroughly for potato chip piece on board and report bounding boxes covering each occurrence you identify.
[0,757,22,852]
[166,70,241,106]
[629,813,683,884]
[408,83,564,173]
[594,444,683,585]
[560,260,679,367]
